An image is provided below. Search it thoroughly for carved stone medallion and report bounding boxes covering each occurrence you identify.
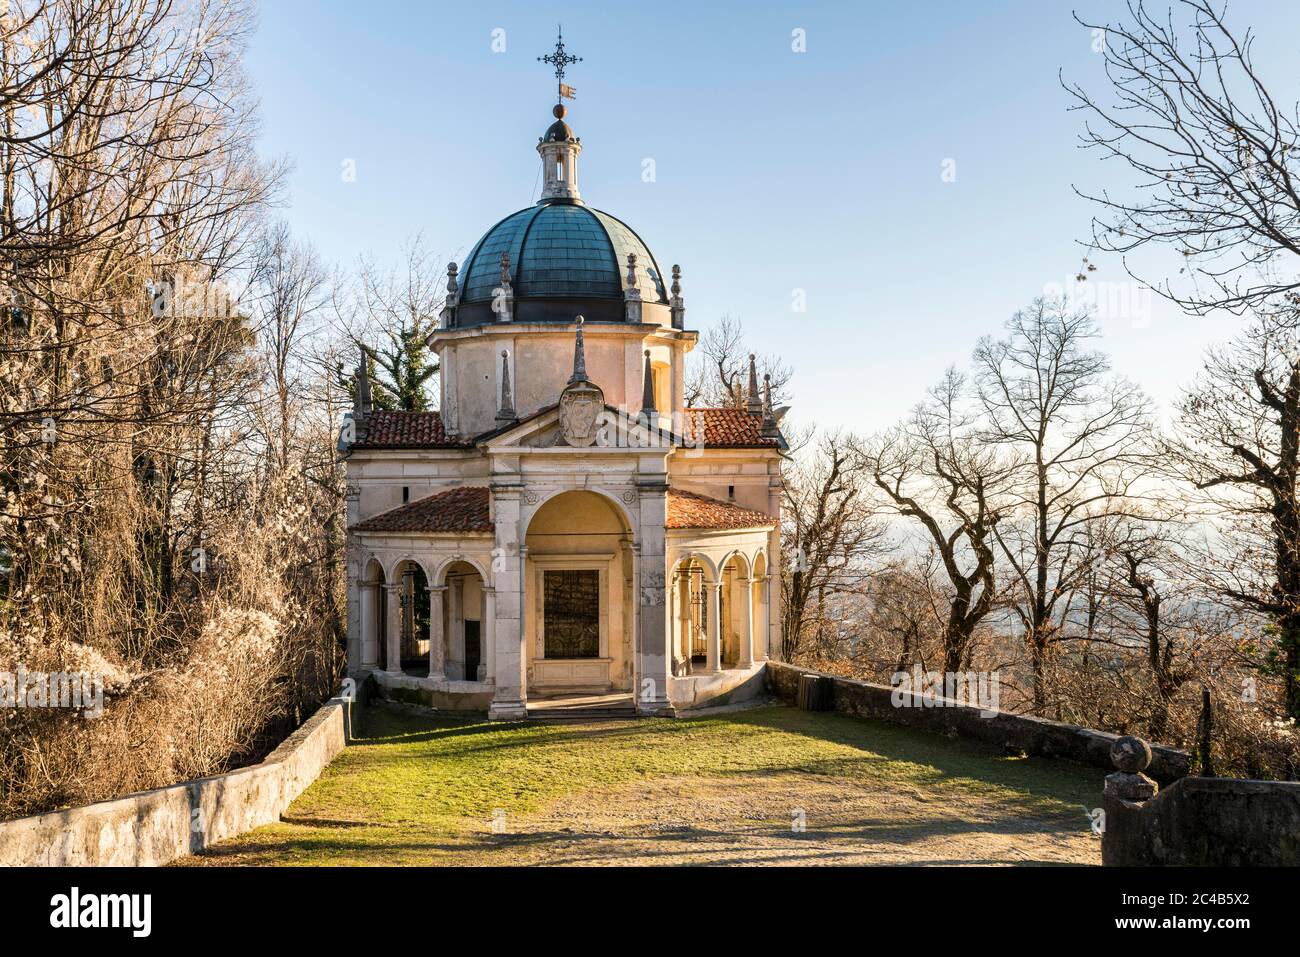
[558,380,604,448]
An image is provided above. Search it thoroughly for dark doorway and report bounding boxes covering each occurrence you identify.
[464,619,481,680]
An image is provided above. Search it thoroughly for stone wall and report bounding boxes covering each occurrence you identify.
[0,694,352,867]
[766,662,1190,784]
[1102,737,1300,866]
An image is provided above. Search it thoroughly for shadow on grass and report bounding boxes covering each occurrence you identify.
[352,701,1101,811]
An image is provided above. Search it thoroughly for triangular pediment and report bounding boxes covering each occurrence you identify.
[479,404,685,452]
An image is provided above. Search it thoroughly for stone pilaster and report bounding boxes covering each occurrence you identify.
[488,484,527,720]
[636,479,672,714]
[481,585,496,682]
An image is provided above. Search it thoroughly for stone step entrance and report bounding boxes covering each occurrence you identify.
[526,691,638,723]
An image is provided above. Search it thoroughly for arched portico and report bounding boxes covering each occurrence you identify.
[522,489,635,695]
[359,557,386,670]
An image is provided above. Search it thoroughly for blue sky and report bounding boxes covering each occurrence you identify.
[245,0,1300,433]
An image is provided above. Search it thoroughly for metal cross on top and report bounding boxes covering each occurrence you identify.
[538,26,581,102]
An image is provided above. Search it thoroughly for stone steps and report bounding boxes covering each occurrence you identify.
[526,693,639,723]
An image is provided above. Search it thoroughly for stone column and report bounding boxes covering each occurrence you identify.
[705,579,722,674]
[427,585,446,680]
[676,571,691,674]
[637,480,672,714]
[488,484,527,720]
[754,575,770,662]
[384,583,402,675]
[448,575,462,673]
[738,577,755,668]
[359,582,377,666]
[768,474,783,660]
[666,570,678,676]
[481,585,495,682]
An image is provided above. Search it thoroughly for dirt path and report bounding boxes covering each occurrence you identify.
[478,772,1098,866]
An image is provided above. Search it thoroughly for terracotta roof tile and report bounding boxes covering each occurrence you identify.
[353,410,469,449]
[682,408,777,448]
[667,489,776,531]
[352,486,491,534]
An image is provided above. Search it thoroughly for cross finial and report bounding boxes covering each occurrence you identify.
[539,26,581,102]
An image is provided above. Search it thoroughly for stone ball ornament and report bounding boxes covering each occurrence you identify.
[1110,735,1153,773]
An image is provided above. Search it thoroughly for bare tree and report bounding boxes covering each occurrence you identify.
[1067,0,1300,315]
[333,235,443,411]
[859,368,1008,674]
[973,298,1154,712]
[1169,309,1300,719]
[781,430,888,660]
[250,221,327,471]
[684,314,792,408]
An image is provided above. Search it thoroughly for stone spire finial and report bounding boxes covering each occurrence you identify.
[355,344,372,417]
[669,264,685,329]
[746,353,762,415]
[568,315,588,384]
[640,349,656,418]
[624,253,643,323]
[440,262,460,328]
[497,349,516,425]
[761,373,778,437]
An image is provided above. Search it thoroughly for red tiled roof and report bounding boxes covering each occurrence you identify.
[682,408,778,448]
[667,489,776,531]
[353,410,469,449]
[352,486,491,534]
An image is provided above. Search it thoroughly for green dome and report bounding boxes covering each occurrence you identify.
[454,201,667,326]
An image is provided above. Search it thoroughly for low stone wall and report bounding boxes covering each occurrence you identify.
[766,662,1190,784]
[670,662,767,711]
[0,694,353,867]
[1103,771,1300,866]
[371,670,494,711]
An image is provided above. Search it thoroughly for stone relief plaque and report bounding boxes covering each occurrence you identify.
[558,381,603,447]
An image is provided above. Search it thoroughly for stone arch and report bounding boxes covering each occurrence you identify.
[430,553,492,589]
[360,557,387,669]
[523,489,636,694]
[668,553,719,675]
[525,485,636,538]
[387,551,433,583]
[719,549,752,579]
[390,556,430,670]
[718,551,753,668]
[436,558,491,682]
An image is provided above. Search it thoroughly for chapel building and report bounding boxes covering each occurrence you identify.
[341,80,786,718]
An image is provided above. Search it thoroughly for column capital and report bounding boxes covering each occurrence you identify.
[425,584,448,595]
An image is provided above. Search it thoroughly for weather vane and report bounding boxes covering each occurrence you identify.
[539,26,580,103]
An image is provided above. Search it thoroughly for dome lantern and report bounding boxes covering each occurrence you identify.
[538,103,582,203]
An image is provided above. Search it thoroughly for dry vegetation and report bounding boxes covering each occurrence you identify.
[0,0,353,819]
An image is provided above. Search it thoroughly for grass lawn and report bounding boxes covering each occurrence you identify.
[187,703,1105,866]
